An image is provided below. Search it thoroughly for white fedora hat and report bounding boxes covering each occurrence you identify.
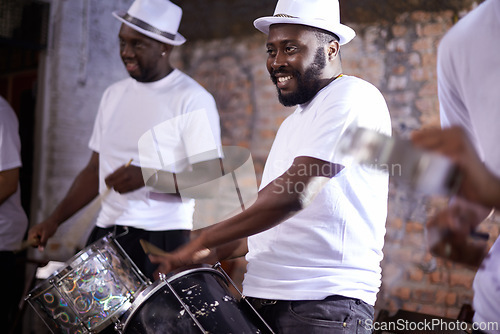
[254,0,355,45]
[113,0,186,46]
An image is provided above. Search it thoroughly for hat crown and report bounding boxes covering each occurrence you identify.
[127,0,182,35]
[274,0,340,23]
[253,0,355,45]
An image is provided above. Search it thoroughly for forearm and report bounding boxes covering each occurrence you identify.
[45,168,99,226]
[197,176,317,249]
[146,159,223,197]
[150,157,338,275]
[202,204,293,250]
[198,164,332,249]
[215,238,249,261]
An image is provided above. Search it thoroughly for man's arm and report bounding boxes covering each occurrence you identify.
[28,151,100,248]
[411,126,500,209]
[150,156,343,275]
[139,158,224,198]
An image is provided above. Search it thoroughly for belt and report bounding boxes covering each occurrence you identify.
[246,297,279,310]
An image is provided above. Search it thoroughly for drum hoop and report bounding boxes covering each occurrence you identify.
[119,266,227,331]
[28,234,119,296]
[26,233,149,333]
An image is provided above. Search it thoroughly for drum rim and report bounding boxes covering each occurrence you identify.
[25,233,149,333]
[120,265,227,331]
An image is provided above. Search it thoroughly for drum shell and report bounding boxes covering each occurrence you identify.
[26,234,149,334]
[121,266,266,334]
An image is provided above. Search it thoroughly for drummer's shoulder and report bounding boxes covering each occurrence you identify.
[100,78,135,99]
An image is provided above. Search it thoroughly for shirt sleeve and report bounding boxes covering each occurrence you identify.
[438,32,471,130]
[88,87,113,153]
[0,98,22,171]
[181,90,222,164]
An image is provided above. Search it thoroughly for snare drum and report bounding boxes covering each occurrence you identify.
[26,234,149,334]
[117,264,273,334]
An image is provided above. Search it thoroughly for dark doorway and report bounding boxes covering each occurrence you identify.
[0,1,49,333]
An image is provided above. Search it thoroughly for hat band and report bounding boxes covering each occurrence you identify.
[274,14,297,18]
[122,13,176,41]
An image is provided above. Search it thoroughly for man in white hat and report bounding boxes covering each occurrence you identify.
[150,0,391,332]
[28,0,222,280]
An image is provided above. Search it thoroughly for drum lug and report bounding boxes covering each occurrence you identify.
[114,319,124,334]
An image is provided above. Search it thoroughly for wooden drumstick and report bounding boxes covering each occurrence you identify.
[14,236,40,253]
[140,239,168,256]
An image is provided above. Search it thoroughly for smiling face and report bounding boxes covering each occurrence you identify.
[118,24,172,82]
[266,24,340,106]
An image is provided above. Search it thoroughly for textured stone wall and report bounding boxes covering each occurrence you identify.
[32,0,498,324]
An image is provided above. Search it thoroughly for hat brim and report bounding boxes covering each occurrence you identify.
[112,10,186,46]
[254,16,355,45]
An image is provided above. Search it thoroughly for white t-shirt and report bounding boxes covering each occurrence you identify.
[438,0,500,329]
[244,75,391,306]
[89,69,221,231]
[0,97,28,251]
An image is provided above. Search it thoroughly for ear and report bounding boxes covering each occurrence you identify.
[327,40,340,60]
[160,43,174,57]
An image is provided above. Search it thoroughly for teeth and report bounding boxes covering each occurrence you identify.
[278,75,292,83]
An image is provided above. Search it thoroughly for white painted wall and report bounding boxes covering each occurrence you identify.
[31,0,134,261]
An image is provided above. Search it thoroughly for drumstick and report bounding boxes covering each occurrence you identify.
[14,237,40,253]
[140,239,168,256]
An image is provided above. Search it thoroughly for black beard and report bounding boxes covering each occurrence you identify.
[271,46,327,107]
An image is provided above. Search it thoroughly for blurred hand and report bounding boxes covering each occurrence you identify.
[427,197,490,266]
[149,237,215,280]
[27,220,59,251]
[411,126,500,208]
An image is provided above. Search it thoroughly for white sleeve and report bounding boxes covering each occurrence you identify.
[437,33,472,132]
[0,98,22,171]
[181,90,222,164]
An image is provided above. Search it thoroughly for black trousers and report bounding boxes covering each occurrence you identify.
[86,225,190,281]
[1,251,19,329]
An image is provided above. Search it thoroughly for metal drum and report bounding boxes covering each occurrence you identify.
[26,234,149,334]
[117,264,273,334]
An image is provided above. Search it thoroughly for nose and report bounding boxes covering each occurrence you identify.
[270,50,287,70]
[121,43,134,58]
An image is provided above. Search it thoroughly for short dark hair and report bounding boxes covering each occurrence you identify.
[311,27,340,45]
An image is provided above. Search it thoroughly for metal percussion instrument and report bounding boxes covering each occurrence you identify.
[26,234,149,334]
[337,126,461,196]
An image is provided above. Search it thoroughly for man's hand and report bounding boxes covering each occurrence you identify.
[411,126,500,207]
[426,197,490,266]
[105,163,145,194]
[27,220,59,251]
[149,237,215,280]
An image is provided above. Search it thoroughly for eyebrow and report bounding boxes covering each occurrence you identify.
[266,39,300,47]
